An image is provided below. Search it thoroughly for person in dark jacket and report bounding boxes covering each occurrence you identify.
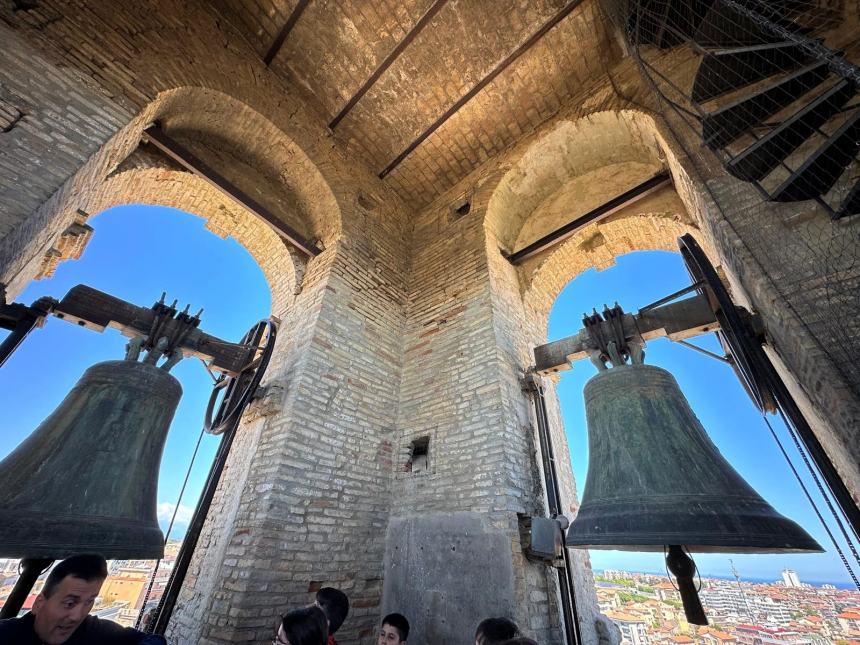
[475,617,520,645]
[315,587,349,645]
[275,606,328,645]
[0,554,165,644]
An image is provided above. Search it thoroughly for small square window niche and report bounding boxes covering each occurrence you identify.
[406,436,430,473]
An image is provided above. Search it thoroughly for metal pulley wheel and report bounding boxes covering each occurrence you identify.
[204,319,277,434]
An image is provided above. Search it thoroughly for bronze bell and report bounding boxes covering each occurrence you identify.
[0,359,181,560]
[566,361,821,623]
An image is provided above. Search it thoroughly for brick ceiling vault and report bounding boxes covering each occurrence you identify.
[214,0,623,209]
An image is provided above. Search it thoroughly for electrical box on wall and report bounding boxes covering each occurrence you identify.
[519,515,564,564]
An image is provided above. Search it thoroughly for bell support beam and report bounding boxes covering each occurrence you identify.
[534,294,719,374]
[141,125,321,258]
[52,285,253,376]
[1,284,255,376]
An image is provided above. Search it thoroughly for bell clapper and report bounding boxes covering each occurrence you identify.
[666,545,708,626]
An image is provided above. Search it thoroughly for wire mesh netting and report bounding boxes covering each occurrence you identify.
[600,0,860,399]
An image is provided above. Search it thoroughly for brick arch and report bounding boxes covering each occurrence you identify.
[485,110,669,253]
[148,87,343,247]
[2,85,343,300]
[522,214,697,329]
[83,167,298,310]
[483,108,713,335]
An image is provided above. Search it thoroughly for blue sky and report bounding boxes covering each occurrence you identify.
[0,205,855,586]
[0,205,270,541]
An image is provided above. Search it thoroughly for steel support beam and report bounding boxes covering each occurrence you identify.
[142,125,321,258]
[329,0,449,130]
[378,0,585,179]
[534,294,719,374]
[263,0,311,66]
[507,172,672,264]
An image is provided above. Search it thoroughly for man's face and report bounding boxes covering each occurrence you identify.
[378,623,405,645]
[32,575,103,644]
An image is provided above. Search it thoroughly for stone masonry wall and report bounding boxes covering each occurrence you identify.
[391,177,569,644]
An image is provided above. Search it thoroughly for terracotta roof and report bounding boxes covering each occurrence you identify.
[605,611,644,623]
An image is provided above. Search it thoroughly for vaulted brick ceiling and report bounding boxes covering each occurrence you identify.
[215,0,622,209]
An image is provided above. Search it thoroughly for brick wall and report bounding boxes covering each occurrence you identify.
[1,3,858,645]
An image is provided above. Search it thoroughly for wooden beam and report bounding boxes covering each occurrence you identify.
[329,0,449,130]
[54,285,253,376]
[142,125,321,258]
[507,172,672,264]
[263,0,311,66]
[533,295,719,374]
[378,0,586,179]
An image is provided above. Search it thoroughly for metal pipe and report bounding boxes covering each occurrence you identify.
[329,0,449,129]
[527,375,582,645]
[150,414,240,635]
[263,0,311,66]
[0,558,53,619]
[150,322,273,634]
[0,315,39,368]
[142,125,321,258]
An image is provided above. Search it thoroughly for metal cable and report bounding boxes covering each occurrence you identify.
[135,423,208,629]
[760,412,860,589]
[774,405,860,568]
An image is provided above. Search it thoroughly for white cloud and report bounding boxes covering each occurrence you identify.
[157,501,194,525]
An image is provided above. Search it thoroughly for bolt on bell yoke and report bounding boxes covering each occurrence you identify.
[565,339,822,625]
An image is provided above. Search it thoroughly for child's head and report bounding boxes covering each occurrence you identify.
[378,612,410,645]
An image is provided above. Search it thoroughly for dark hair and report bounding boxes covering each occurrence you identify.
[499,639,538,645]
[281,606,328,645]
[476,617,520,644]
[316,587,349,634]
[382,613,410,641]
[42,554,108,598]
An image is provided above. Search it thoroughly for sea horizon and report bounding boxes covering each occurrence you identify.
[595,568,856,590]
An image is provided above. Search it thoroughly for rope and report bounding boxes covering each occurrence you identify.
[760,412,860,589]
[135,423,208,629]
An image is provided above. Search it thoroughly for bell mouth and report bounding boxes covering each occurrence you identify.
[565,542,823,554]
[565,496,824,554]
[0,510,165,560]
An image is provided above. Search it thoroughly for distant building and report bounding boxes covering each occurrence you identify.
[654,582,680,602]
[101,570,148,610]
[838,610,860,635]
[699,628,737,645]
[735,624,823,645]
[606,611,650,645]
[781,570,801,588]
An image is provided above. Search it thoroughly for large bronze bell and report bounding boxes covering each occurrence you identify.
[566,360,821,623]
[566,362,820,552]
[0,359,181,560]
